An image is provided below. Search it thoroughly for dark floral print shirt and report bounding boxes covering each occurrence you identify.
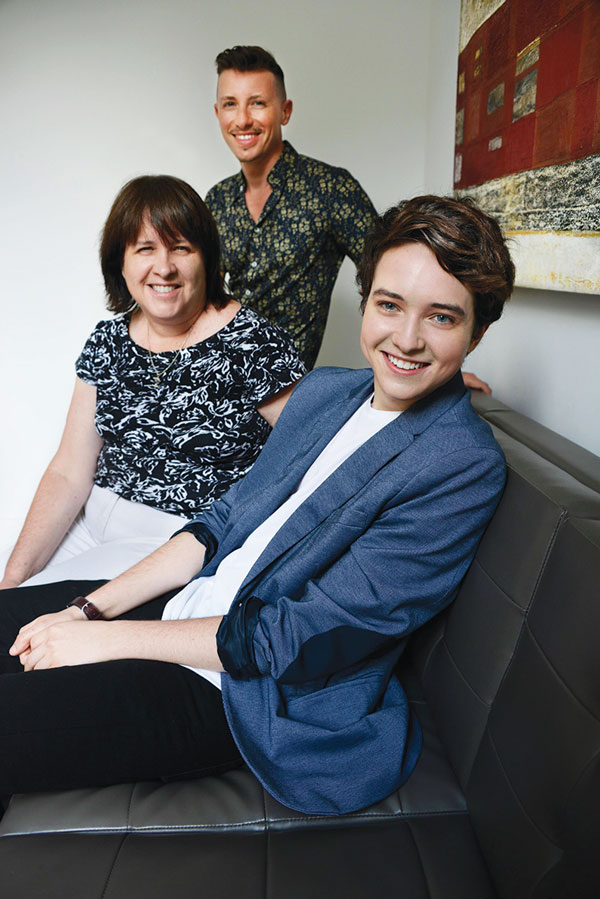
[75,306,306,516]
[205,142,377,369]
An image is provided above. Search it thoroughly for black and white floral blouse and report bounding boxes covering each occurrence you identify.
[76,305,306,516]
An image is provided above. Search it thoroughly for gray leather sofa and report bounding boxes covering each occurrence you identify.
[1,392,599,898]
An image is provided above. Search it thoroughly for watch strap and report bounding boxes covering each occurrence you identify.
[67,595,104,620]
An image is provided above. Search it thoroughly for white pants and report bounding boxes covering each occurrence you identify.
[4,486,188,587]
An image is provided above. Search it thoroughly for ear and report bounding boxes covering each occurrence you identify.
[281,99,293,126]
[467,324,489,355]
[214,102,219,118]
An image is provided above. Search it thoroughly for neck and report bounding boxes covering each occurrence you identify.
[241,142,284,191]
[137,307,204,348]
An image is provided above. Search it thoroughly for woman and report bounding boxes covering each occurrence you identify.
[0,176,305,589]
[1,195,513,814]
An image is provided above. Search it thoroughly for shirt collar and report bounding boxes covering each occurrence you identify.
[232,141,297,200]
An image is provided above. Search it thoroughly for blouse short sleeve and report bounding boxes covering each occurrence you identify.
[75,320,117,386]
[231,308,307,406]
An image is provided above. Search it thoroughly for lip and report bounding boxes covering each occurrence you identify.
[382,351,430,376]
[148,284,180,296]
[231,132,261,148]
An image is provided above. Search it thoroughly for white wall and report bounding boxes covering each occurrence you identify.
[1,0,598,549]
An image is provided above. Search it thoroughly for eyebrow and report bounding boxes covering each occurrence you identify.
[219,93,266,102]
[372,289,466,319]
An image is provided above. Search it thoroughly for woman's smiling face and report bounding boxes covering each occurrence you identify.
[121,216,207,328]
[360,242,486,412]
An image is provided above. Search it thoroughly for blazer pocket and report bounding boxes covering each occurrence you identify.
[284,671,382,732]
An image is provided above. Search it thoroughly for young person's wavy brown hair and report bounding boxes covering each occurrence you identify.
[100,175,229,314]
[215,45,286,98]
[357,195,515,336]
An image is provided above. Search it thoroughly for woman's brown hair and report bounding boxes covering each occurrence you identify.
[100,175,229,313]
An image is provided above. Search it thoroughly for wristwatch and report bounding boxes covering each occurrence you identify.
[67,595,104,620]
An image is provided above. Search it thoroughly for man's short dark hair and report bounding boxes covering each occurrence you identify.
[215,45,286,98]
[357,195,515,336]
[100,175,229,314]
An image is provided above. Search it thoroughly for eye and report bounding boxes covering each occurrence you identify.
[432,313,455,325]
[252,99,266,106]
[173,243,192,254]
[136,245,153,254]
[377,300,399,313]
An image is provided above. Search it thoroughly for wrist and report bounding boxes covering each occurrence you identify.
[67,595,105,620]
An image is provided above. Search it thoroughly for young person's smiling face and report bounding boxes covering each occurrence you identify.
[214,69,292,169]
[360,242,486,412]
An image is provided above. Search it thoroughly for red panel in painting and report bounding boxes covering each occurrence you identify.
[560,0,584,16]
[462,138,489,187]
[536,7,584,108]
[465,88,482,144]
[533,90,576,167]
[571,79,599,157]
[513,0,561,51]
[579,1,600,83]
[505,113,535,174]
[455,0,593,188]
[487,2,512,75]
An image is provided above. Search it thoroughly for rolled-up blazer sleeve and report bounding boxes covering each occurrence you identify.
[217,445,505,682]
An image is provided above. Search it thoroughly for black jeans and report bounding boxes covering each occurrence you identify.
[0,580,242,795]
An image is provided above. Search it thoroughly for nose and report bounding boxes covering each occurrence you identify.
[152,247,177,278]
[391,314,425,354]
[234,104,253,130]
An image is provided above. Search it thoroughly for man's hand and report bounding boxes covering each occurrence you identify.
[463,371,491,394]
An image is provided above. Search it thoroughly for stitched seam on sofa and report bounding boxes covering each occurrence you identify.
[126,783,134,830]
[0,810,473,838]
[435,636,493,709]
[404,815,435,897]
[99,832,127,899]
[468,555,530,614]
[471,510,566,716]
[525,619,600,724]
[479,729,562,850]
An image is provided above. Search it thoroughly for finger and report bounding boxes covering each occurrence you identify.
[10,632,30,656]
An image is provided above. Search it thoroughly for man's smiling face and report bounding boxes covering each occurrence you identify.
[360,242,486,412]
[214,69,292,169]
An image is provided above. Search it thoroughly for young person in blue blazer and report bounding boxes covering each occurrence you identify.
[2,196,515,815]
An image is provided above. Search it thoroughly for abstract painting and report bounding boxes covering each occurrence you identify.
[454,0,600,293]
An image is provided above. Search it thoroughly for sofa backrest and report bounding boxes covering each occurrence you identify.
[409,396,600,899]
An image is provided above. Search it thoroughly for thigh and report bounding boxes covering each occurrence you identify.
[0,658,241,795]
[0,580,107,661]
[0,580,174,669]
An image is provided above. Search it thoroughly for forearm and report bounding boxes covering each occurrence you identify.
[2,468,93,586]
[95,617,224,670]
[82,531,207,618]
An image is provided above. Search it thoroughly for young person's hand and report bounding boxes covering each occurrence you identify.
[463,371,491,394]
[9,606,83,666]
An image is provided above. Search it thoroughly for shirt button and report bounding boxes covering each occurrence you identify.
[251,261,258,268]
[245,289,251,296]
[254,227,260,234]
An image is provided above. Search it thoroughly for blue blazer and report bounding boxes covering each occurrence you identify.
[183,367,506,815]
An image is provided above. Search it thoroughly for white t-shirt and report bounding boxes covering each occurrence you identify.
[162,397,401,688]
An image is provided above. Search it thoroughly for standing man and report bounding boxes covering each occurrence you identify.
[207,45,490,391]
[206,45,377,370]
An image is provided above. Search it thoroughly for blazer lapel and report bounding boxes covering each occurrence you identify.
[222,375,374,550]
[239,372,468,589]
